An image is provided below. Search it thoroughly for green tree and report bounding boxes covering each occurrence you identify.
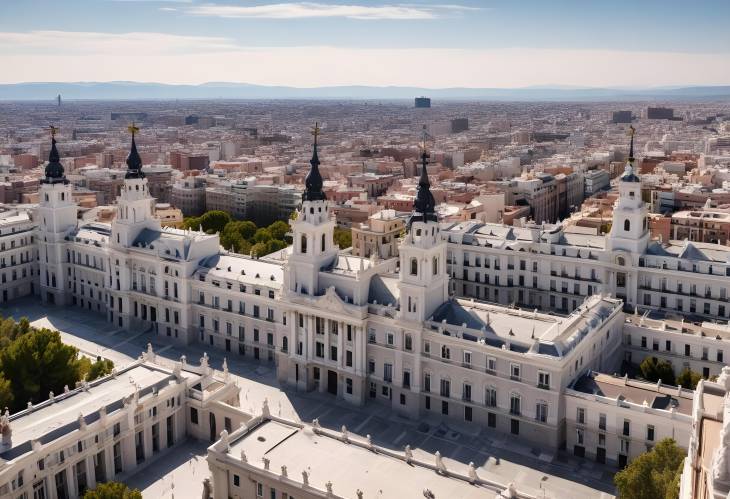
[253,228,272,244]
[220,230,245,252]
[83,481,142,499]
[181,216,200,230]
[639,357,675,385]
[268,220,290,241]
[87,358,114,381]
[199,210,231,234]
[677,368,703,389]
[250,242,269,258]
[614,438,684,499]
[0,375,13,410]
[333,227,352,249]
[222,220,257,242]
[267,239,287,254]
[0,328,82,411]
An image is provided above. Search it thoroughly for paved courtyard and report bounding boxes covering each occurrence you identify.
[1,298,617,498]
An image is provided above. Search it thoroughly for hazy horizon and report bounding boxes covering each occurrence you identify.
[1,0,729,88]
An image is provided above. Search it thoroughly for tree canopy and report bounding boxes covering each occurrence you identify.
[0,316,115,412]
[83,481,142,499]
[185,211,294,258]
[333,226,352,249]
[677,368,703,389]
[614,438,684,499]
[639,356,676,386]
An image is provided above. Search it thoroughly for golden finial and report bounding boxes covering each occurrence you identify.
[127,122,140,137]
[310,122,321,144]
[48,125,59,138]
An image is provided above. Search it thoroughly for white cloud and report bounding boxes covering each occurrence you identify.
[186,2,476,20]
[0,31,237,55]
[0,31,728,88]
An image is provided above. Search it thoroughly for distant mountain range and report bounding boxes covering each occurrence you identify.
[1,81,730,101]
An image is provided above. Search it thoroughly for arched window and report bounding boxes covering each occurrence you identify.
[321,234,325,252]
[410,257,418,276]
[432,256,438,275]
[624,219,630,232]
[282,336,289,352]
[301,234,307,254]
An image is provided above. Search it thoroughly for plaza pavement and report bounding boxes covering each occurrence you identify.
[0,298,617,498]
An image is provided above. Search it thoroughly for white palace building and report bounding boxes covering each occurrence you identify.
[3,127,730,479]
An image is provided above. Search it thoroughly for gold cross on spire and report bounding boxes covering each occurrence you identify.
[127,122,140,137]
[48,125,59,138]
[310,122,321,145]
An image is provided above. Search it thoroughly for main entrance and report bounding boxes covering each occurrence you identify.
[327,370,337,395]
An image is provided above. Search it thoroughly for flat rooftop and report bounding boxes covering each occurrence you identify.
[1,363,192,461]
[230,419,510,498]
[572,372,693,415]
[430,295,620,355]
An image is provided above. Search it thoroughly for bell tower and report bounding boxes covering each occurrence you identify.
[608,126,649,254]
[287,123,337,296]
[398,131,448,322]
[37,126,77,305]
[111,124,160,248]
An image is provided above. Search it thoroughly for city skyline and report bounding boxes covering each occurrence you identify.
[1,0,729,87]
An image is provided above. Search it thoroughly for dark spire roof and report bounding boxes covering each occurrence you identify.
[41,128,68,185]
[407,150,437,230]
[620,125,640,183]
[302,122,326,202]
[125,124,145,180]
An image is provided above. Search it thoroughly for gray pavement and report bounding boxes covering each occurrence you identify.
[1,298,617,498]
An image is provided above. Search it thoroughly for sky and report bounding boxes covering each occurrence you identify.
[0,0,729,88]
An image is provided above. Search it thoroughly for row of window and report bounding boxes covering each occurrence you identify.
[575,407,655,441]
[632,335,724,362]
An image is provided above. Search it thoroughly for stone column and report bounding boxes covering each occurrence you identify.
[339,321,345,369]
[85,454,97,490]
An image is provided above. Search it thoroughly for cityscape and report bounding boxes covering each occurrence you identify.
[1,1,730,499]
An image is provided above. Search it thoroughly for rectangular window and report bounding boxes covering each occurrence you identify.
[510,363,521,381]
[647,425,655,442]
[190,408,198,424]
[485,387,497,407]
[623,419,631,436]
[462,383,472,402]
[487,357,496,374]
[383,363,392,383]
[538,371,550,389]
[536,402,548,423]
[510,394,521,415]
[599,413,606,431]
[577,407,586,425]
[440,378,450,398]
